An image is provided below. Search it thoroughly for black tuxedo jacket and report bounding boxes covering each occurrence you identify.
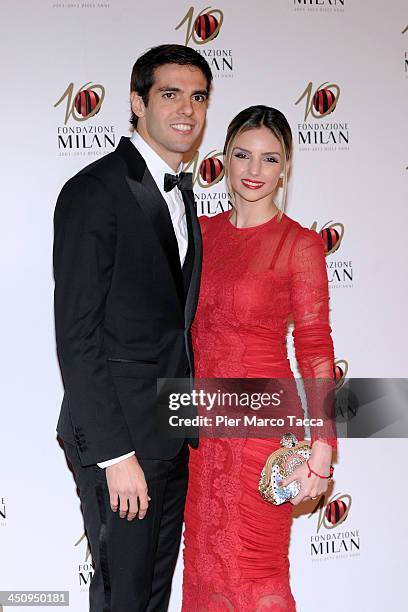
[53,137,202,467]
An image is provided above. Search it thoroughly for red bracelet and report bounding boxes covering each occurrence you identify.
[306,460,334,479]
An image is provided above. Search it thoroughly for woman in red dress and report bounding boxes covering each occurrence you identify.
[182,106,336,611]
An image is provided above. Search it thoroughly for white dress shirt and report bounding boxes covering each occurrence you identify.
[97,132,189,468]
[131,131,188,264]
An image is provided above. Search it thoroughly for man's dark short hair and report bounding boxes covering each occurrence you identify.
[130,44,213,129]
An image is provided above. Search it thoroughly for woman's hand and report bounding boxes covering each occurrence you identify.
[279,440,333,506]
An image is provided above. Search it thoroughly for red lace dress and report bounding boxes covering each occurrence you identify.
[182,211,336,611]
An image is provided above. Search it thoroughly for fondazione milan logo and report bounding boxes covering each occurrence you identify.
[310,492,352,532]
[310,220,345,256]
[295,81,340,122]
[183,150,225,188]
[75,88,100,118]
[175,6,224,45]
[185,150,229,215]
[311,220,353,289]
[295,81,348,150]
[175,7,233,77]
[319,221,344,256]
[309,492,360,559]
[54,81,115,153]
[54,82,105,125]
[199,154,224,185]
[326,498,348,524]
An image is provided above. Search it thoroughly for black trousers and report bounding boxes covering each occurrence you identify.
[65,441,189,612]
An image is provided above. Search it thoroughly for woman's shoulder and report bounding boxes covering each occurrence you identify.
[197,210,229,235]
[283,214,324,248]
[282,216,326,273]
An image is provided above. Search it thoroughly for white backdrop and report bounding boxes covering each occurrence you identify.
[1,1,407,610]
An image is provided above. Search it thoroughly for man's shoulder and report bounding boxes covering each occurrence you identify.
[55,148,127,217]
[61,137,143,195]
[76,147,125,184]
[57,148,126,204]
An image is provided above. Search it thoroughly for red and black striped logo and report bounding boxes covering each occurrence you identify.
[74,88,101,119]
[312,220,344,256]
[199,155,224,185]
[194,12,220,41]
[325,499,348,526]
[320,226,341,255]
[313,87,337,116]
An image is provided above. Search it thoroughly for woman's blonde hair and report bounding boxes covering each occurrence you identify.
[223,106,293,220]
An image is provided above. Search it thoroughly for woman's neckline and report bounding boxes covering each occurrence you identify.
[225,209,282,231]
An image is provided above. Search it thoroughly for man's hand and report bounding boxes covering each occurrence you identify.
[105,455,150,521]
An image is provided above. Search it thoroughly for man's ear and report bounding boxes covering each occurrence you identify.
[130,91,146,118]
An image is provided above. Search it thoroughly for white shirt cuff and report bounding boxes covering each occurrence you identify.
[97,451,135,469]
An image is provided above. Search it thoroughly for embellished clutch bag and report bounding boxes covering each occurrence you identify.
[258,433,312,505]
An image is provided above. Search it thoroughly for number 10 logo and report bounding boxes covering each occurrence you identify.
[295,81,340,121]
[175,6,224,45]
[54,82,105,125]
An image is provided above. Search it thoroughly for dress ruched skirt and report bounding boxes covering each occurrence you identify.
[182,437,297,611]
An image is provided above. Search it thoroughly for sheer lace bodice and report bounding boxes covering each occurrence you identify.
[192,211,336,446]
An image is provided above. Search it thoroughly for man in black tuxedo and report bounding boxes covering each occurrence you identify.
[53,45,212,611]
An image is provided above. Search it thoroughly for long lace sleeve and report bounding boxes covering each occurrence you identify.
[289,228,337,450]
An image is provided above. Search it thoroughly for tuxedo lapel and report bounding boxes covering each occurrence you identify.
[117,137,184,308]
[126,171,184,306]
[182,190,202,330]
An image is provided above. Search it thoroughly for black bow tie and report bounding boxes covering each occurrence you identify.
[164,172,193,192]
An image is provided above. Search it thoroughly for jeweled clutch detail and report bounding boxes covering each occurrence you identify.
[258,433,312,505]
